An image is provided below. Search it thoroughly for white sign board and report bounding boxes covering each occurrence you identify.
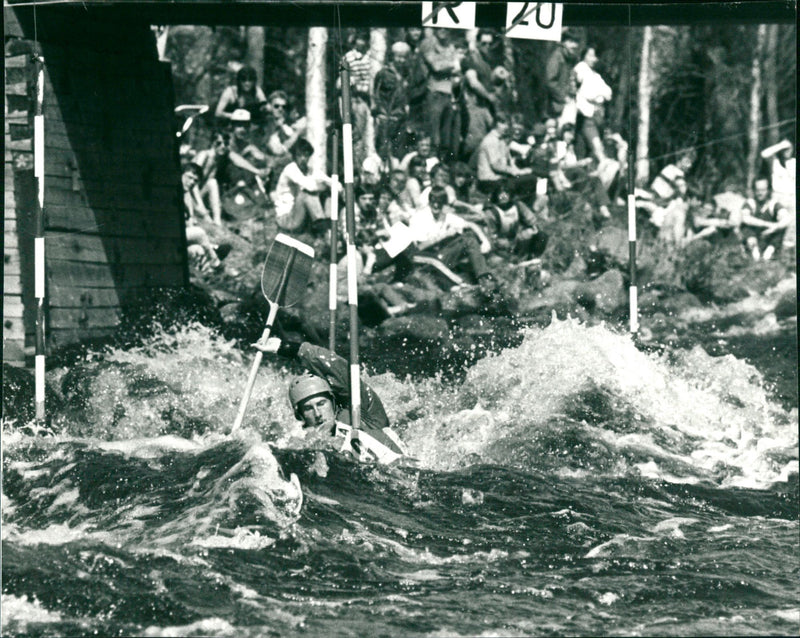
[421,2,476,30]
[505,2,563,41]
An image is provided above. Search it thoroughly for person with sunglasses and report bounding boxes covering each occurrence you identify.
[265,90,307,170]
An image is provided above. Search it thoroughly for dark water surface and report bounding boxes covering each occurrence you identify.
[2,292,798,636]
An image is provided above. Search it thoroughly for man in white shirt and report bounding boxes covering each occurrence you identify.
[272,139,336,234]
[409,186,494,288]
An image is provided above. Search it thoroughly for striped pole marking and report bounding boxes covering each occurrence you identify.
[33,55,46,422]
[340,63,361,429]
[328,130,340,352]
[628,194,639,334]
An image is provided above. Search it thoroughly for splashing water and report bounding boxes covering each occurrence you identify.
[2,317,797,637]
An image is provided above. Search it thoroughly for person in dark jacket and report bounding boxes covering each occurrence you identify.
[254,338,407,465]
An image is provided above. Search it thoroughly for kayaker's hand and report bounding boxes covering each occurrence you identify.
[253,337,281,354]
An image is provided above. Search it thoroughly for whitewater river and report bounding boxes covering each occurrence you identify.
[2,297,797,636]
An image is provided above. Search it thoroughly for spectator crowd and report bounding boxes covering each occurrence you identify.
[178,26,796,315]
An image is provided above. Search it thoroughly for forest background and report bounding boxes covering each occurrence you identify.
[162,21,796,197]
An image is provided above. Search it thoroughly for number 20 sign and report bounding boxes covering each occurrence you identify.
[505,2,564,41]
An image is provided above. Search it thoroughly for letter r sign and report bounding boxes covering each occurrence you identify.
[421,2,476,30]
[505,2,564,41]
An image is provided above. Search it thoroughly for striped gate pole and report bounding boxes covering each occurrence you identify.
[328,130,339,353]
[33,54,46,421]
[628,193,639,334]
[339,63,361,430]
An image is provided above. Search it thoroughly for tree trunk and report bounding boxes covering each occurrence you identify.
[306,27,328,174]
[763,24,779,147]
[746,25,766,194]
[610,27,631,133]
[635,26,653,186]
[245,27,265,87]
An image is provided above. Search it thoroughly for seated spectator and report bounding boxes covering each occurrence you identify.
[264,90,307,178]
[181,164,222,270]
[398,156,429,212]
[271,138,338,235]
[450,161,485,219]
[574,45,612,163]
[420,163,457,207]
[475,111,536,196]
[386,168,415,218]
[552,123,612,219]
[740,176,791,261]
[408,185,494,289]
[761,139,795,249]
[399,133,440,174]
[192,132,268,224]
[215,66,267,124]
[655,175,691,246]
[483,181,549,260]
[374,41,411,161]
[228,109,269,177]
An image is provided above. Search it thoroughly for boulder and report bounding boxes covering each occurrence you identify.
[774,288,797,318]
[591,225,630,267]
[378,315,450,344]
[575,269,626,314]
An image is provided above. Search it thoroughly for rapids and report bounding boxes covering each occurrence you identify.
[2,315,797,637]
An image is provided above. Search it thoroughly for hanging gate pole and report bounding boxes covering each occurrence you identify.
[328,130,340,352]
[340,64,361,430]
[33,54,46,422]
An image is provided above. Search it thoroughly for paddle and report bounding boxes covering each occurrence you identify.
[231,233,315,432]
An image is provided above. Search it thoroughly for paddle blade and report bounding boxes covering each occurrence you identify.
[261,233,315,308]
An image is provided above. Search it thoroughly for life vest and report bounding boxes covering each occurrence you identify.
[332,421,406,465]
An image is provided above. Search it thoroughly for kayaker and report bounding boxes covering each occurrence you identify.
[253,338,407,465]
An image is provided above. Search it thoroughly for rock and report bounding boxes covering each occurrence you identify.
[659,292,703,316]
[774,288,797,318]
[518,278,581,316]
[591,226,629,266]
[575,269,626,314]
[441,285,484,316]
[378,315,451,345]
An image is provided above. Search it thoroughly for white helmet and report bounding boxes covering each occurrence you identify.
[288,374,333,419]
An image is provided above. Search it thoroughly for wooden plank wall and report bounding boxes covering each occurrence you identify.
[4,8,187,359]
[3,51,33,366]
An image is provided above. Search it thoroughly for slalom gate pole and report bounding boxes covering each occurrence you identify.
[329,130,339,352]
[340,64,361,430]
[626,8,639,335]
[33,54,46,422]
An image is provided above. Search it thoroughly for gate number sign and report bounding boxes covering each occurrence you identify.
[421,2,476,30]
[505,2,563,41]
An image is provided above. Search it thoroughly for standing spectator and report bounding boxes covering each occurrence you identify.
[545,29,581,125]
[740,177,791,261]
[215,66,267,124]
[459,30,498,161]
[574,46,613,163]
[342,30,375,170]
[418,28,461,155]
[271,138,337,235]
[373,41,411,162]
[405,27,430,151]
[475,112,536,196]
